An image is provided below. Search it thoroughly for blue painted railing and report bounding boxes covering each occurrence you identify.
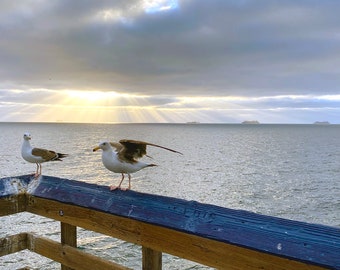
[0,175,339,269]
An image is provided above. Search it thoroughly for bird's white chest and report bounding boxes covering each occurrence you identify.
[101,151,145,173]
[21,142,43,163]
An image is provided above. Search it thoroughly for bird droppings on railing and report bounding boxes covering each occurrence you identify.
[26,176,41,194]
[0,175,31,197]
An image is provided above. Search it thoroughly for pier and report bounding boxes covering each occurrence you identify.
[1,175,339,269]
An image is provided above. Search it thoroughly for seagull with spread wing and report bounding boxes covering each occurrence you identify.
[93,139,182,191]
[21,132,68,177]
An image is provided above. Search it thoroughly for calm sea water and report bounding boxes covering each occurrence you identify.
[0,123,339,269]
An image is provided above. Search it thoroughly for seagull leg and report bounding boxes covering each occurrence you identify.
[34,163,40,178]
[35,163,38,176]
[120,174,131,191]
[128,174,131,190]
[110,173,125,191]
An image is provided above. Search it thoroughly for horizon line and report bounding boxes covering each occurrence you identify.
[0,121,337,125]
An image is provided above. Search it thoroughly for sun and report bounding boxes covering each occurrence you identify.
[17,89,191,123]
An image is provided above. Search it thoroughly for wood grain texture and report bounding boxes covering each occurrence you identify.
[61,223,77,270]
[0,233,28,256]
[0,233,130,270]
[25,175,340,269]
[142,247,162,270]
[26,196,328,270]
[27,234,130,270]
[0,175,31,216]
[0,194,26,216]
[1,175,339,269]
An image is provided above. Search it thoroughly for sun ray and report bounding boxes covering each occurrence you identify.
[2,88,339,123]
[65,90,120,102]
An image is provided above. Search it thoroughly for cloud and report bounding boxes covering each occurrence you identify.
[0,1,340,123]
[1,88,339,123]
[1,0,340,97]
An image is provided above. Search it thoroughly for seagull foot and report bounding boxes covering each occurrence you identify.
[109,185,119,191]
[109,185,130,191]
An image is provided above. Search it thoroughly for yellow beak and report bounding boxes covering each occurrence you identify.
[93,146,100,152]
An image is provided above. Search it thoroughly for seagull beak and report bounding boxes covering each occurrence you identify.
[93,146,100,152]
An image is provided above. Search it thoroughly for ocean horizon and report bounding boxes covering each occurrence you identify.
[0,122,339,269]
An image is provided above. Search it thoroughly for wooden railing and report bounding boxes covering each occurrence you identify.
[0,175,339,270]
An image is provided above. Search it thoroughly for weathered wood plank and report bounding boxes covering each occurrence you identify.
[142,247,162,270]
[0,194,26,216]
[61,223,77,270]
[61,222,77,247]
[26,175,340,269]
[0,175,33,216]
[27,233,130,270]
[0,233,28,256]
[1,175,339,269]
[0,175,33,198]
[26,196,327,270]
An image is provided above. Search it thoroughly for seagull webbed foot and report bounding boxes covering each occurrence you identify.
[109,185,130,191]
[109,185,119,191]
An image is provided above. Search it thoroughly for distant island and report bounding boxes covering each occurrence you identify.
[242,120,260,124]
[313,121,330,125]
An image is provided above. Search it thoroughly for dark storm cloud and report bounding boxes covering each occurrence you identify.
[1,0,340,97]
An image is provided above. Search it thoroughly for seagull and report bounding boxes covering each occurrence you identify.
[21,132,68,177]
[93,139,182,191]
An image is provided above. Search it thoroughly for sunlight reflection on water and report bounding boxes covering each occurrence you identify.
[0,123,339,269]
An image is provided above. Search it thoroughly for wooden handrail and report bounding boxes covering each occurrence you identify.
[1,233,129,270]
[0,175,339,269]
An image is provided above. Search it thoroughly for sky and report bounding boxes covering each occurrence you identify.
[0,0,340,124]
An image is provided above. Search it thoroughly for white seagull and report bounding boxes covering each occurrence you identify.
[93,139,182,191]
[21,132,68,177]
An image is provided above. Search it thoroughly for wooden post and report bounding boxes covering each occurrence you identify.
[61,222,77,270]
[0,233,28,256]
[142,246,162,270]
[2,176,340,269]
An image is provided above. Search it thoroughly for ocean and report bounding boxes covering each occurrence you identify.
[0,123,339,269]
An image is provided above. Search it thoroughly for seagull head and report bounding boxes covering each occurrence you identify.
[23,132,32,141]
[93,141,112,152]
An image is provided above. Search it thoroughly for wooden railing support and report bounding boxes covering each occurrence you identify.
[142,246,162,270]
[61,222,77,270]
[1,175,339,270]
[0,233,28,257]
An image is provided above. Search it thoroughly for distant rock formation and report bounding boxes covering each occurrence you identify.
[313,121,330,125]
[242,120,260,124]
